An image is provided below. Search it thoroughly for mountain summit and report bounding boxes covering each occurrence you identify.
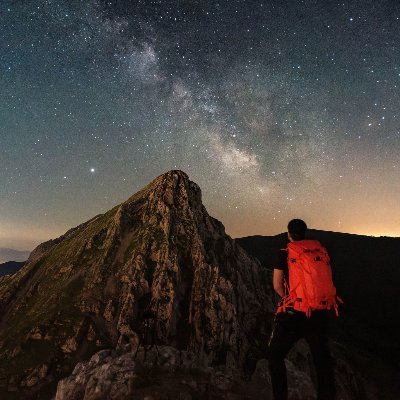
[0,170,273,397]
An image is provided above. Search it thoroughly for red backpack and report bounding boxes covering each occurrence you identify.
[277,240,342,317]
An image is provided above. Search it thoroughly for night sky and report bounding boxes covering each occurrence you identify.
[1,0,400,250]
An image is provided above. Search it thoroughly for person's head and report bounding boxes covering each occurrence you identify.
[287,219,307,241]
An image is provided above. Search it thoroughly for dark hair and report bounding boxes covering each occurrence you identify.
[287,219,307,241]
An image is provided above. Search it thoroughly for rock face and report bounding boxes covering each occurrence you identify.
[55,346,264,400]
[55,349,137,400]
[0,170,274,398]
[54,344,362,400]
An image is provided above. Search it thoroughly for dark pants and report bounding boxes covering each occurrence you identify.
[268,310,336,400]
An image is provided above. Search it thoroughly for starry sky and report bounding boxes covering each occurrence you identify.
[1,0,400,251]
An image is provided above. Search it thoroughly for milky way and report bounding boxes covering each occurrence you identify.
[1,0,400,249]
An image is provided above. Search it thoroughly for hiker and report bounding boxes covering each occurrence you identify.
[268,219,338,400]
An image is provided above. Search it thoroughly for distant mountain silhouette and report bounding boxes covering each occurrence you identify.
[237,230,400,399]
[0,248,30,264]
[0,261,25,277]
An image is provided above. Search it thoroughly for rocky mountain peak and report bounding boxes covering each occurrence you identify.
[0,170,273,398]
[124,170,199,206]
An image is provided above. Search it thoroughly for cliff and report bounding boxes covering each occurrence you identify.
[0,170,273,398]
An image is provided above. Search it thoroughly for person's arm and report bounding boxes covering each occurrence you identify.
[273,268,285,298]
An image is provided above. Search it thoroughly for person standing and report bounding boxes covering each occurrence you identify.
[268,219,338,400]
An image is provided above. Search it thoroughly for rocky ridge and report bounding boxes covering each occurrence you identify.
[53,342,361,400]
[0,170,274,398]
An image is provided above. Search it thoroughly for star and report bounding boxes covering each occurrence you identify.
[1,0,400,248]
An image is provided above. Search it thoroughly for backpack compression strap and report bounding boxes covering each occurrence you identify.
[276,277,296,314]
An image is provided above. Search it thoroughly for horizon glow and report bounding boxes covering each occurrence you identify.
[1,1,400,250]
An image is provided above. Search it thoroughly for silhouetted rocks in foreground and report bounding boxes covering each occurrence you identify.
[0,261,25,277]
[54,344,360,400]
